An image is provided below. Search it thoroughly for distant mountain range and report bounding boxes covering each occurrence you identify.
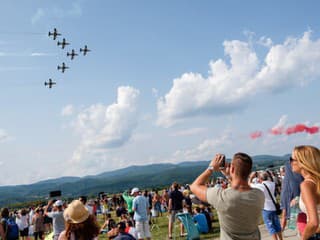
[0,154,289,207]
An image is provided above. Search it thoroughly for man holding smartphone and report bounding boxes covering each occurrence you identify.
[190,153,265,240]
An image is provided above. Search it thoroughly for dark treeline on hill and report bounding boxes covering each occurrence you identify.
[0,154,288,207]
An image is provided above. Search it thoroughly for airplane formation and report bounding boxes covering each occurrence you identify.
[46,28,91,89]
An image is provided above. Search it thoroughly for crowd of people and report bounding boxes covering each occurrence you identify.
[0,145,319,240]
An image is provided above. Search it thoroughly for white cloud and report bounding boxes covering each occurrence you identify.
[172,131,233,162]
[31,52,54,57]
[31,3,82,24]
[67,86,140,175]
[171,128,207,137]
[61,104,74,116]
[0,52,54,57]
[152,88,158,98]
[258,36,273,47]
[31,8,45,25]
[157,31,320,127]
[0,129,9,142]
[270,115,288,134]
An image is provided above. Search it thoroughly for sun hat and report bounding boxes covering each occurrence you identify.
[53,200,63,207]
[130,187,139,195]
[63,200,90,224]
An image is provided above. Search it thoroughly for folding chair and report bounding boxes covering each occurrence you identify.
[175,213,200,240]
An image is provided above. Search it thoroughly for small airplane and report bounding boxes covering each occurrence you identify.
[80,45,91,56]
[57,38,69,49]
[57,62,69,73]
[67,49,78,60]
[48,28,61,40]
[44,79,56,88]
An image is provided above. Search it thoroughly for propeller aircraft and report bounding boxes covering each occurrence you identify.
[80,45,91,56]
[67,49,78,60]
[57,62,69,73]
[44,79,56,88]
[48,28,61,40]
[57,38,69,49]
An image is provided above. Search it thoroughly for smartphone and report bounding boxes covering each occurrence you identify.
[219,155,226,169]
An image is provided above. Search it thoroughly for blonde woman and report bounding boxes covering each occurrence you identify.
[291,145,320,240]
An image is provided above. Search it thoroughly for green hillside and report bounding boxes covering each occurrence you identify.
[0,155,287,207]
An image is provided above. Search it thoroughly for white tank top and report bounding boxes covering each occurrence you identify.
[299,179,320,220]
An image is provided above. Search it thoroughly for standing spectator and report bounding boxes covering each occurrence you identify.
[44,200,65,240]
[32,208,45,240]
[280,158,304,231]
[152,190,162,217]
[161,189,169,212]
[168,182,185,239]
[58,200,100,240]
[16,209,29,240]
[190,153,265,240]
[1,208,19,240]
[251,171,283,240]
[290,145,320,239]
[132,187,151,240]
[122,190,134,219]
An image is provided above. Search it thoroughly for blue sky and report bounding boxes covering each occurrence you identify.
[0,0,320,185]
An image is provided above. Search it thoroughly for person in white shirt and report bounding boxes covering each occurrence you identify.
[251,171,283,240]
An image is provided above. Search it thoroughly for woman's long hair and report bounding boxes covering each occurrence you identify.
[294,145,320,194]
[65,215,100,240]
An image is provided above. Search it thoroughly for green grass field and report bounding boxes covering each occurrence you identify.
[97,211,221,240]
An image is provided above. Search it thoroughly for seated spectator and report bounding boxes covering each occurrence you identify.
[100,214,115,233]
[116,204,127,220]
[114,222,135,240]
[125,220,138,239]
[193,207,209,234]
[199,205,212,231]
[107,220,118,239]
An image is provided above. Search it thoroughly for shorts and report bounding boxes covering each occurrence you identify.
[33,231,44,239]
[20,227,29,237]
[135,221,151,239]
[262,210,281,234]
[308,233,320,240]
[169,210,182,223]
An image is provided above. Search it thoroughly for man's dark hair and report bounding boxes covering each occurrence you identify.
[232,152,252,180]
[117,221,126,230]
[172,182,179,190]
[79,196,87,204]
[261,171,270,181]
[1,208,9,218]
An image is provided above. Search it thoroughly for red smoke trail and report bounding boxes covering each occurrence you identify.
[285,124,307,135]
[306,126,319,134]
[285,124,319,135]
[251,123,319,139]
[250,131,263,139]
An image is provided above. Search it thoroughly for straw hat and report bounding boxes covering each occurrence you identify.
[63,200,90,224]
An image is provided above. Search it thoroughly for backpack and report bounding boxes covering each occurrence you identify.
[5,218,19,240]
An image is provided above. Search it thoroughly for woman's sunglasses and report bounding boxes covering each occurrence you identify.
[290,157,297,162]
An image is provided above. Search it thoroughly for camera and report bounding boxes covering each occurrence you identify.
[219,155,226,169]
[49,190,61,198]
